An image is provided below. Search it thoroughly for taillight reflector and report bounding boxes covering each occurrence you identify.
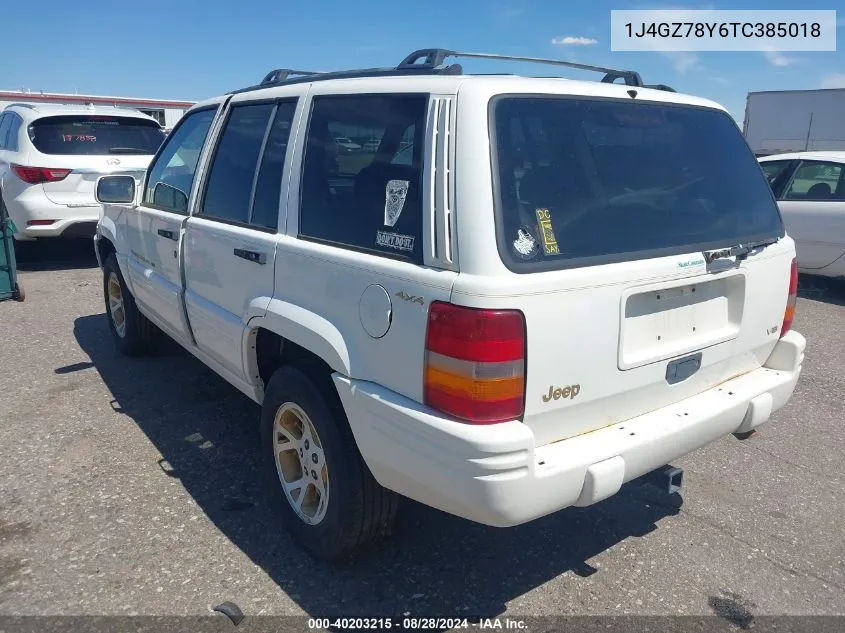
[780,258,798,337]
[11,164,72,184]
[26,220,56,226]
[424,302,526,424]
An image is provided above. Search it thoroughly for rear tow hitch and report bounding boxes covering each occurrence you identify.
[638,466,684,495]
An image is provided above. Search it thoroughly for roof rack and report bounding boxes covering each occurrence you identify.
[398,49,645,87]
[260,69,324,85]
[234,47,672,94]
[230,62,463,95]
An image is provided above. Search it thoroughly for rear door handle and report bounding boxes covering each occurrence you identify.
[233,248,266,265]
[157,229,177,241]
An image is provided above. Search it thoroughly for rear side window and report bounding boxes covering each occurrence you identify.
[492,97,784,272]
[299,94,427,262]
[29,115,166,156]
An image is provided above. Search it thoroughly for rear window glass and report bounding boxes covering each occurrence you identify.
[492,97,784,271]
[29,115,165,156]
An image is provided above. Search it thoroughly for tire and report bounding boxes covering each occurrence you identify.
[261,365,399,561]
[12,282,24,302]
[102,253,158,355]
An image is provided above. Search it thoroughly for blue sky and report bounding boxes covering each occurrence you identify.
[1,0,842,122]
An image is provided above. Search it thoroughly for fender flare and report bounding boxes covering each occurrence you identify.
[244,298,353,383]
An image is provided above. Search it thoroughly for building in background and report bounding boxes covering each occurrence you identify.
[0,90,195,132]
[743,88,845,157]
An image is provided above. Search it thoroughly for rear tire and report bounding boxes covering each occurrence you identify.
[261,365,398,562]
[12,282,24,302]
[102,254,158,356]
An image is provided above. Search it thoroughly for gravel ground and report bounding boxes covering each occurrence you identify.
[1,241,844,621]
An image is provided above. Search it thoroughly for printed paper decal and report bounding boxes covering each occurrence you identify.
[535,208,560,256]
[384,179,409,227]
[376,230,415,252]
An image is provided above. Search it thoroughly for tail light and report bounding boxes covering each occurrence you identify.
[424,302,526,424]
[780,258,798,337]
[11,164,72,184]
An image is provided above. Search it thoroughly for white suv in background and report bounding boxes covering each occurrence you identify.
[0,103,165,240]
[95,49,806,561]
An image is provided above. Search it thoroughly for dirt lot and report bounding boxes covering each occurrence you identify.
[1,241,844,621]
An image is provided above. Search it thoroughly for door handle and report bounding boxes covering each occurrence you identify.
[157,228,177,241]
[233,248,267,265]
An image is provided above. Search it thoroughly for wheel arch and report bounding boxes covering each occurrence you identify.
[244,299,353,399]
[96,232,117,268]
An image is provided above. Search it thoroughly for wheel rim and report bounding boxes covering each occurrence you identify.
[107,272,127,338]
[273,402,330,525]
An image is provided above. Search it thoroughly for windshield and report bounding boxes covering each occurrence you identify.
[491,97,784,272]
[29,115,166,156]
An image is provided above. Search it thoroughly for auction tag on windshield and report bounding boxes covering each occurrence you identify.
[535,208,559,255]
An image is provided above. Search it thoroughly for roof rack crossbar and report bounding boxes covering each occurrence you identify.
[260,68,324,85]
[398,49,644,87]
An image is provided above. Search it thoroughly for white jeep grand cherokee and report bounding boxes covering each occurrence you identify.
[93,49,806,561]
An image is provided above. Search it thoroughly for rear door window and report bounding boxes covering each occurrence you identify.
[492,97,784,271]
[199,103,275,225]
[251,100,298,230]
[783,161,845,201]
[28,115,166,156]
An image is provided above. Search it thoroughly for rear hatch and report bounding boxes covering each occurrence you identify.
[28,114,164,206]
[475,94,792,446]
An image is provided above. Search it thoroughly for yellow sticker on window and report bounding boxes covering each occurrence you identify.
[535,208,559,255]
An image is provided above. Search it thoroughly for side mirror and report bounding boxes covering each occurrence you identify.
[96,175,136,204]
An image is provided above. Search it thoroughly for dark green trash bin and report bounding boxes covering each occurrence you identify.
[1,202,24,302]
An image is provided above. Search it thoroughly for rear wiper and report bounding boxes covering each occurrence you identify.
[703,237,780,264]
[108,147,149,154]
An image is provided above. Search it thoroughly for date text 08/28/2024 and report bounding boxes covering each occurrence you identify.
[307,617,528,630]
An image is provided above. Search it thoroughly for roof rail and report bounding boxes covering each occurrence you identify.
[260,69,324,85]
[397,49,645,87]
[230,62,463,95]
[231,48,671,95]
[644,84,677,92]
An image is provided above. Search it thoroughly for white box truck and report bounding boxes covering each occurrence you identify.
[743,88,845,156]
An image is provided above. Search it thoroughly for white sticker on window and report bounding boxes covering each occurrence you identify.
[512,226,540,260]
[384,179,409,227]
[376,230,415,252]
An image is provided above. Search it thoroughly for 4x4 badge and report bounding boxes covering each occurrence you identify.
[395,290,424,306]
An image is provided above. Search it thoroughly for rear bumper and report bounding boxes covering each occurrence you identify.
[333,330,806,527]
[4,190,100,239]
